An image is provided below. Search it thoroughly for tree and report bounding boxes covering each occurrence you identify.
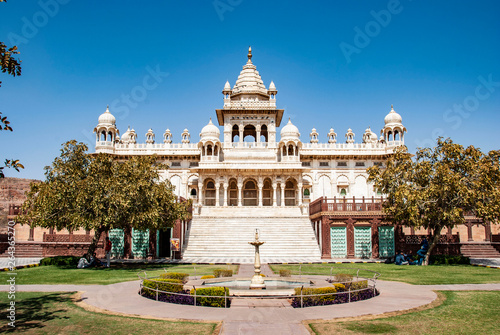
[368,138,500,265]
[1,0,24,178]
[17,140,190,258]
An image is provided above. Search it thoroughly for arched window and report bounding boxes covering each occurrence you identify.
[207,145,213,156]
[204,181,216,206]
[260,125,268,143]
[243,125,256,142]
[288,145,294,156]
[304,188,310,197]
[243,180,257,206]
[100,131,106,141]
[232,124,240,142]
[285,180,296,206]
[228,180,238,206]
[262,179,273,206]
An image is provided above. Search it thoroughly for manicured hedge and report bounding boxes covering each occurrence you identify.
[142,278,184,298]
[201,275,215,279]
[291,282,378,308]
[159,272,190,283]
[213,269,233,278]
[190,287,230,307]
[40,256,80,266]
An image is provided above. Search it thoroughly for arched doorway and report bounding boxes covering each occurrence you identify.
[204,180,216,206]
[262,179,272,206]
[243,180,258,206]
[285,180,296,206]
[228,180,238,206]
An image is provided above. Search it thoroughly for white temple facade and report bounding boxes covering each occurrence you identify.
[93,48,407,262]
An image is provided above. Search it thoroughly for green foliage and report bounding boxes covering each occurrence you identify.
[429,255,470,265]
[213,269,233,277]
[159,272,190,283]
[368,138,500,264]
[142,278,183,298]
[40,256,79,266]
[200,275,215,279]
[1,4,23,177]
[279,269,292,277]
[17,141,189,257]
[190,287,230,307]
[332,283,346,292]
[333,273,353,283]
[294,286,340,305]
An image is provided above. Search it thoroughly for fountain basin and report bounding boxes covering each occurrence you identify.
[201,277,313,296]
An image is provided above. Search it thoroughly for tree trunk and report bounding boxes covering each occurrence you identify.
[423,228,442,266]
[85,225,105,261]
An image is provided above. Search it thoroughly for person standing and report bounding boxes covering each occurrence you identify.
[105,237,112,268]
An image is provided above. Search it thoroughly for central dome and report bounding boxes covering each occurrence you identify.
[231,47,268,96]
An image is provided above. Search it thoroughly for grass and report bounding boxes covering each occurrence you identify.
[308,291,500,335]
[0,291,217,334]
[0,264,239,285]
[269,263,500,285]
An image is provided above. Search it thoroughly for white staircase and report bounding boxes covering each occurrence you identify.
[182,207,321,263]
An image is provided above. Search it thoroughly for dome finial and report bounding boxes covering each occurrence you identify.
[391,104,394,110]
[247,46,252,62]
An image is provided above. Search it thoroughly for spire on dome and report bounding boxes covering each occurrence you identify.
[247,46,252,63]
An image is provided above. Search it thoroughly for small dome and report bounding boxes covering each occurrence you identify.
[121,126,136,144]
[280,118,300,139]
[269,81,276,90]
[98,106,116,125]
[200,118,220,140]
[363,127,378,143]
[223,81,231,91]
[384,105,403,125]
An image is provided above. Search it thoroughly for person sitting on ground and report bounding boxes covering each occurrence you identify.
[405,250,416,265]
[395,250,408,265]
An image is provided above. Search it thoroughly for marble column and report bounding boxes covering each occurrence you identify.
[298,182,303,206]
[223,183,228,207]
[272,183,277,207]
[281,184,285,207]
[215,184,220,207]
[238,183,243,206]
[258,182,263,207]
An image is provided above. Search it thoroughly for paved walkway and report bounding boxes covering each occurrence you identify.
[2,259,499,334]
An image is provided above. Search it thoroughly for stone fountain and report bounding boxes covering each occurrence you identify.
[249,229,266,289]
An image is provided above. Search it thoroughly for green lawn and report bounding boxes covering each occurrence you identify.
[309,291,500,335]
[0,291,217,334]
[269,263,500,285]
[0,264,239,285]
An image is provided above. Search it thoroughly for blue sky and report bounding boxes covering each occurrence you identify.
[1,0,499,180]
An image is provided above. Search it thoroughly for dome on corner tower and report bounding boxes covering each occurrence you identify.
[384,105,403,125]
[200,118,220,140]
[280,118,300,140]
[98,106,116,125]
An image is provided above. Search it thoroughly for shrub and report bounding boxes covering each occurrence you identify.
[160,272,190,283]
[333,273,353,283]
[40,256,80,266]
[429,255,470,265]
[213,269,233,278]
[332,283,346,292]
[293,286,339,307]
[279,269,291,277]
[142,278,183,298]
[201,275,215,279]
[190,287,230,307]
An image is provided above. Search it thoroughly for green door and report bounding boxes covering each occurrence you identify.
[354,227,372,258]
[331,227,347,258]
[132,228,149,258]
[378,226,395,258]
[108,229,124,258]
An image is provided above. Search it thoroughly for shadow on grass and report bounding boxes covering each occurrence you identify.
[0,293,70,333]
